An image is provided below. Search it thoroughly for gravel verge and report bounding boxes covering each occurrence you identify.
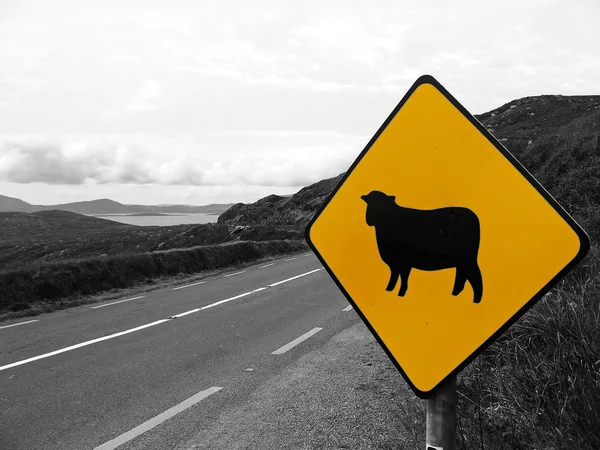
[179,322,426,449]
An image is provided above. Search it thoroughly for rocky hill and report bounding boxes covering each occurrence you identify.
[218,95,600,235]
[218,175,343,229]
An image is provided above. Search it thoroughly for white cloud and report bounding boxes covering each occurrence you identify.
[106,79,163,115]
[0,136,354,187]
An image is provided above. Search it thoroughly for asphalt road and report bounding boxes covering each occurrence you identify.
[0,253,361,450]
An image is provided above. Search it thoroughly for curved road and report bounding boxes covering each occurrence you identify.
[0,253,359,450]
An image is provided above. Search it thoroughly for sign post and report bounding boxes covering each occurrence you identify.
[305,74,589,440]
[426,376,456,450]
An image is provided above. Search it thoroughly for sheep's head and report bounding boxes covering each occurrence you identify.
[361,190,396,226]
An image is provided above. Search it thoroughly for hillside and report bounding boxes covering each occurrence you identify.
[0,210,299,270]
[218,94,600,238]
[218,175,343,229]
[0,195,233,215]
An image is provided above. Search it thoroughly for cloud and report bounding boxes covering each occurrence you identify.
[105,79,163,116]
[0,138,154,184]
[0,137,354,187]
[126,79,162,112]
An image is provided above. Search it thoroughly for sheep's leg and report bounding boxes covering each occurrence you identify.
[385,268,399,292]
[452,267,467,296]
[398,267,412,297]
[466,264,483,303]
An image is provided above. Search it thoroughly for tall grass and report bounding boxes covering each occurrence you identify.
[457,245,600,449]
[456,111,600,449]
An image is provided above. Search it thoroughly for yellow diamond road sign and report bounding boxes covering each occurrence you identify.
[306,75,590,398]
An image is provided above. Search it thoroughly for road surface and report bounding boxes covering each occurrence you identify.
[0,253,361,450]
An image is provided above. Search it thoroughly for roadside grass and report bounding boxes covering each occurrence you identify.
[456,244,600,449]
[446,112,600,448]
[0,240,308,320]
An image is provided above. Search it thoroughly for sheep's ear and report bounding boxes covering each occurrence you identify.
[361,195,368,203]
[389,195,396,201]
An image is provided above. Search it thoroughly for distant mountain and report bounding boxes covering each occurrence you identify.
[0,195,234,215]
[124,203,234,214]
[0,194,38,212]
[51,198,131,215]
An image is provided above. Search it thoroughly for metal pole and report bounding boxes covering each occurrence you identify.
[426,375,457,450]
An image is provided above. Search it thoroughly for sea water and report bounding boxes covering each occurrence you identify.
[92,213,220,227]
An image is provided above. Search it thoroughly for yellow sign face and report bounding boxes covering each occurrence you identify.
[306,75,589,398]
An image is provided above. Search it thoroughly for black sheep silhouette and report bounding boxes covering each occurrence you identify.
[361,191,483,303]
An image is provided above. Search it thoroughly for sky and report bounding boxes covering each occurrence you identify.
[0,0,599,206]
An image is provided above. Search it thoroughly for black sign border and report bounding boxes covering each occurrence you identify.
[304,74,591,399]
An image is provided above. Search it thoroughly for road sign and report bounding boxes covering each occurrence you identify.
[305,75,590,398]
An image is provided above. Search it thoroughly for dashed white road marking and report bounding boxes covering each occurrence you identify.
[260,263,275,268]
[0,319,169,372]
[224,270,247,278]
[94,386,222,450]
[0,268,324,372]
[272,327,323,355]
[0,320,39,330]
[285,257,297,261]
[298,253,312,258]
[91,296,145,309]
[342,305,353,312]
[172,280,206,291]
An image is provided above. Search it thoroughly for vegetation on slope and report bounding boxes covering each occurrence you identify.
[0,210,304,314]
[218,175,343,229]
[0,210,301,270]
[455,106,600,449]
[0,240,307,316]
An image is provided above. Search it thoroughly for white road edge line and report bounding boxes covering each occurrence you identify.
[224,270,246,278]
[342,305,353,312]
[267,268,322,288]
[200,268,323,311]
[0,268,324,372]
[260,263,275,268]
[200,287,267,311]
[172,280,206,291]
[0,319,169,372]
[284,257,297,261]
[91,296,145,309]
[0,320,39,330]
[171,308,201,319]
[94,386,222,450]
[272,327,323,355]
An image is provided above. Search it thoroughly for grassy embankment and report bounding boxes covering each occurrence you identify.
[0,212,306,317]
[455,110,600,448]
